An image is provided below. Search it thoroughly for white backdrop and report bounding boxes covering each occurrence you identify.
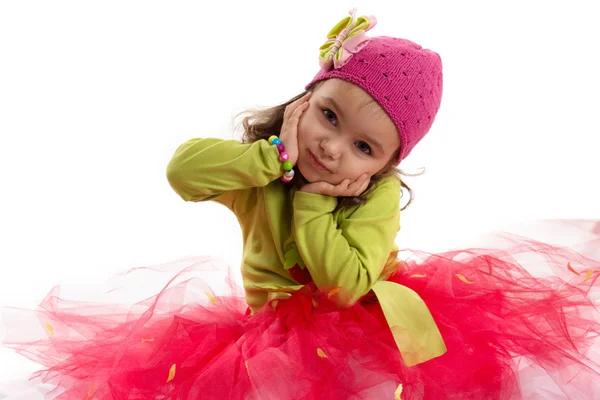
[1,0,599,386]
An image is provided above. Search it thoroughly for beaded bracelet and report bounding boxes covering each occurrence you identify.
[268,135,295,183]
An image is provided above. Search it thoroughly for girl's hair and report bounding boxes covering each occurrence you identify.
[236,84,421,211]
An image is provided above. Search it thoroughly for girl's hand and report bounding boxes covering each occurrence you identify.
[300,174,370,197]
[279,92,311,165]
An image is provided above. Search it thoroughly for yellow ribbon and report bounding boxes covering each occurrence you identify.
[371,281,447,366]
[257,280,447,366]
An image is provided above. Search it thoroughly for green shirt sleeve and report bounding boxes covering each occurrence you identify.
[292,176,401,301]
[166,138,282,207]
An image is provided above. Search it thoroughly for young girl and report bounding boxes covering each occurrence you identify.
[2,9,600,400]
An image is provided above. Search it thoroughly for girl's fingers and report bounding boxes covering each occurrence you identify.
[282,96,310,137]
[346,174,368,193]
[284,92,312,119]
[289,96,311,121]
[302,174,370,197]
[336,174,370,197]
[284,102,310,138]
[355,175,370,196]
[338,179,351,190]
[292,101,310,119]
[333,179,351,196]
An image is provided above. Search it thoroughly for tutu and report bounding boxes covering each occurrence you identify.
[1,220,599,399]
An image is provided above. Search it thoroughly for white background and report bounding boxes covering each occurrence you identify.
[1,0,599,385]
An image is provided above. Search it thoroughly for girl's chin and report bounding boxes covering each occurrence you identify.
[296,164,317,183]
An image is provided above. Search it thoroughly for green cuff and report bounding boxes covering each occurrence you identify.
[293,190,338,213]
[261,139,285,176]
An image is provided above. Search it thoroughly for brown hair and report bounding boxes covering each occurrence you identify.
[235,85,421,211]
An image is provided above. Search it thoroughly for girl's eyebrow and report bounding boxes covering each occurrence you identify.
[362,135,385,154]
[321,96,347,121]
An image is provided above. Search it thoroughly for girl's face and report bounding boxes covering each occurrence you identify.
[296,79,400,185]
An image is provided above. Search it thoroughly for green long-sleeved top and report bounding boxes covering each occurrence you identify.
[166,137,446,366]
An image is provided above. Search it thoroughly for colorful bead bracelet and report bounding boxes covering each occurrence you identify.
[268,135,295,183]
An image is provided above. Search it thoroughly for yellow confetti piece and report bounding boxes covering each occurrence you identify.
[245,361,250,376]
[84,383,97,400]
[45,322,54,336]
[394,383,403,400]
[567,262,580,276]
[317,348,328,359]
[410,274,427,278]
[166,364,176,383]
[456,274,473,284]
[328,287,341,298]
[583,270,595,282]
[141,338,154,343]
[205,292,217,304]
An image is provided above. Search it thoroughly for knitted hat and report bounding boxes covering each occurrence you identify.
[305,10,443,163]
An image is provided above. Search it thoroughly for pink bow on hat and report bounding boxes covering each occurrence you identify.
[319,8,377,70]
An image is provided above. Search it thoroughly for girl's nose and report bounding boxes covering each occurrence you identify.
[320,138,341,160]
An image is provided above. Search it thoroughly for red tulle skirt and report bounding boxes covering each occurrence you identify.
[2,220,600,399]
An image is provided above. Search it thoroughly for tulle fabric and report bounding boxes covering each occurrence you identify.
[1,220,599,399]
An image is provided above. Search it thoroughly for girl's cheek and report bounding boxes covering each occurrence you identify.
[296,116,305,137]
[298,112,314,138]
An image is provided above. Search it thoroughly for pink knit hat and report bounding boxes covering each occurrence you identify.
[306,10,443,163]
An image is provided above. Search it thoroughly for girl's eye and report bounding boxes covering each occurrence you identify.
[323,109,338,126]
[355,141,372,155]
